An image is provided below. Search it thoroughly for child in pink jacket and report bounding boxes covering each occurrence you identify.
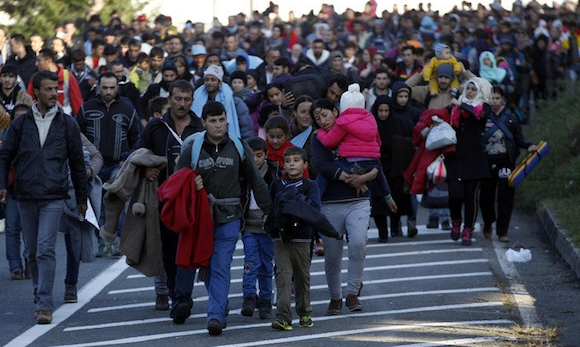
[316,83,392,201]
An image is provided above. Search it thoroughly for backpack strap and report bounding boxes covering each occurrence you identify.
[482,112,514,143]
[185,131,245,170]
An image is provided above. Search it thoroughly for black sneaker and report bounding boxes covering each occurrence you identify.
[257,299,272,320]
[207,319,223,336]
[327,299,342,315]
[426,218,439,229]
[64,284,77,303]
[172,302,191,324]
[407,221,418,238]
[95,244,109,258]
[241,295,257,317]
[346,294,362,312]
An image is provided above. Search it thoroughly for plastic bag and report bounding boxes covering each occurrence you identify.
[426,155,447,185]
[425,120,457,150]
[505,248,532,263]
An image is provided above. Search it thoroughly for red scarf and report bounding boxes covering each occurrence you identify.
[266,140,309,178]
[267,140,293,169]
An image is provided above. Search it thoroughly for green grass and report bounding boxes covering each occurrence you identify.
[516,83,580,244]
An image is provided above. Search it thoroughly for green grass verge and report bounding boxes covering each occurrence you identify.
[516,84,580,244]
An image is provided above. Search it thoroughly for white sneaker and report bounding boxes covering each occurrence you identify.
[0,218,5,233]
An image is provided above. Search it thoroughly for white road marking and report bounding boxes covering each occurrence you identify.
[4,257,129,347]
[391,336,516,347]
[49,304,507,347]
[125,238,475,279]
[68,287,500,331]
[215,322,511,347]
[114,258,489,294]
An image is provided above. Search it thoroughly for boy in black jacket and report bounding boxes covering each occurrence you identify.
[267,147,339,331]
[240,137,278,319]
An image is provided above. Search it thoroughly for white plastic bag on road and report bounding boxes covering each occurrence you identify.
[505,248,532,263]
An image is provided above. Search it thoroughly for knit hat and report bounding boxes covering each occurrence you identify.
[340,83,365,112]
[230,71,247,86]
[437,64,453,79]
[204,64,224,82]
[435,43,450,59]
[161,62,178,73]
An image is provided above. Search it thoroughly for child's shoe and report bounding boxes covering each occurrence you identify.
[272,318,293,331]
[299,315,313,328]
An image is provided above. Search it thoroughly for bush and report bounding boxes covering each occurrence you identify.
[516,84,580,241]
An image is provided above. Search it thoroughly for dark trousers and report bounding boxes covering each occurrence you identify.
[479,160,515,236]
[159,217,178,298]
[448,179,481,229]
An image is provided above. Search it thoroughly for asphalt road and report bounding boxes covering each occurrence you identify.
[1,206,579,347]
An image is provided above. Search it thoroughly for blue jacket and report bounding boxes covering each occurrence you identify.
[0,108,88,203]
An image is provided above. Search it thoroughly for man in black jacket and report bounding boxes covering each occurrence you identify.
[139,80,204,313]
[77,71,140,256]
[0,71,88,324]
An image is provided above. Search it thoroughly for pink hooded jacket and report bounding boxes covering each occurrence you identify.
[317,108,381,158]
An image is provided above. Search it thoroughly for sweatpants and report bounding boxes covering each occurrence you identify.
[320,200,371,300]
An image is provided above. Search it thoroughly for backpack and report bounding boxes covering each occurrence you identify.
[182,130,245,170]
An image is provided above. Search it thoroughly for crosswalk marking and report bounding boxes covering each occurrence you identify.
[67,287,500,331]
[50,304,506,347]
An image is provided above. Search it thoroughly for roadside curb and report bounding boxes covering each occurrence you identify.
[536,201,580,279]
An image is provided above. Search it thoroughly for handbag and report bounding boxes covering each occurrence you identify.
[426,155,447,185]
[425,121,457,151]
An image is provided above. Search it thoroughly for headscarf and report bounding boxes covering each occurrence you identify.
[458,77,493,107]
[478,51,507,84]
[451,77,492,127]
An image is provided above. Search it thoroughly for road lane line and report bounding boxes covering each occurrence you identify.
[69,287,500,331]
[391,336,516,346]
[113,259,489,294]
[98,270,493,312]
[4,257,129,347]
[49,307,507,347]
[493,239,542,327]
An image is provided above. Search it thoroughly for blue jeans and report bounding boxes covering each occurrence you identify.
[64,233,79,286]
[205,219,241,326]
[18,199,65,311]
[242,231,274,301]
[5,192,26,275]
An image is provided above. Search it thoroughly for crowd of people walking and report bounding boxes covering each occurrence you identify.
[0,0,577,335]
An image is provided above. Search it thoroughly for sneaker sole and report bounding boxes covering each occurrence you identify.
[271,322,293,331]
[64,299,78,303]
[241,308,254,317]
[299,323,313,328]
[347,306,363,312]
[207,325,223,336]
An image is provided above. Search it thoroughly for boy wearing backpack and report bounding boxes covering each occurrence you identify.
[176,101,272,336]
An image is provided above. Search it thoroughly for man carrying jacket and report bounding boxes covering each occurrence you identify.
[176,101,271,335]
[0,70,88,324]
[76,71,140,256]
[139,79,204,312]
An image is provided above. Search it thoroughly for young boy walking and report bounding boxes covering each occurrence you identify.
[266,147,339,331]
[240,137,278,319]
